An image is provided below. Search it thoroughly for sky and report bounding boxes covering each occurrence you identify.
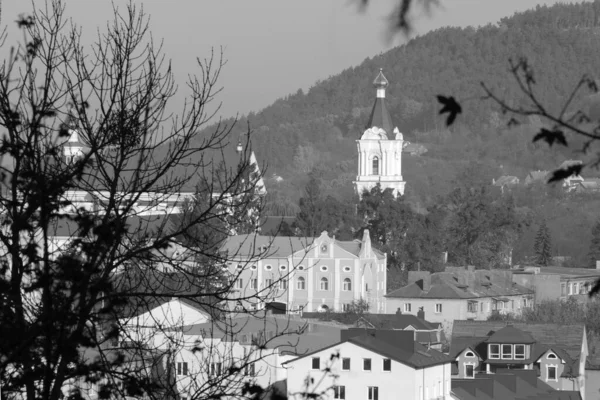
[1,0,579,120]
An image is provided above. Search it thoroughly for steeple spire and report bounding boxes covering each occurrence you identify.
[373,68,389,98]
[365,69,393,135]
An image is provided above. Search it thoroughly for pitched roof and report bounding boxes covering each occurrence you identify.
[451,369,581,400]
[493,176,519,186]
[220,233,385,260]
[283,329,453,370]
[485,325,536,344]
[385,270,533,299]
[451,320,585,377]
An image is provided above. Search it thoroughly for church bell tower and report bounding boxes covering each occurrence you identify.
[354,69,405,197]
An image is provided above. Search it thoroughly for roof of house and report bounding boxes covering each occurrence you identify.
[525,170,550,183]
[220,233,385,260]
[385,270,533,300]
[452,369,581,400]
[451,321,585,378]
[493,176,519,186]
[485,325,536,344]
[283,329,453,370]
[513,265,600,279]
[179,312,343,357]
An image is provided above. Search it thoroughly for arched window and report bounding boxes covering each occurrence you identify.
[372,156,379,175]
[297,276,306,290]
[465,351,475,358]
[547,353,557,359]
[320,277,329,291]
[343,278,352,291]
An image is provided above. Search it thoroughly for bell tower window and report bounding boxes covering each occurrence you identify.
[372,156,379,176]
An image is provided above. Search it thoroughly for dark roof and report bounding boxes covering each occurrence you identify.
[258,216,296,236]
[452,369,581,400]
[386,270,533,299]
[365,97,393,136]
[179,313,342,357]
[283,329,453,370]
[451,321,585,378]
[355,314,441,331]
[486,325,536,344]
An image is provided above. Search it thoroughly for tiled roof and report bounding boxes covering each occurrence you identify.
[220,233,385,260]
[486,325,536,344]
[385,270,533,299]
[451,321,584,378]
[283,328,452,370]
[452,369,581,400]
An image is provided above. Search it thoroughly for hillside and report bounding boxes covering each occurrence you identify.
[197,1,600,265]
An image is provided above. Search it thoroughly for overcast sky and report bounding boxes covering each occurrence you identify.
[2,0,579,120]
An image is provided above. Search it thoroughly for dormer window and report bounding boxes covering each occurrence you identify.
[488,343,530,360]
[547,353,557,359]
[464,351,475,358]
[501,345,512,359]
[514,345,525,360]
[489,344,500,359]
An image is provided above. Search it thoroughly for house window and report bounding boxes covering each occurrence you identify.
[244,363,256,376]
[343,266,351,272]
[489,344,500,359]
[297,265,305,271]
[210,362,222,376]
[342,303,351,312]
[311,357,320,370]
[280,265,287,271]
[333,386,346,400]
[523,297,528,308]
[368,386,379,400]
[465,351,475,357]
[235,279,243,289]
[342,358,350,371]
[265,278,272,287]
[320,265,328,272]
[343,278,352,291]
[372,156,380,176]
[265,265,273,271]
[547,365,557,381]
[404,303,411,312]
[514,345,526,360]
[279,279,287,290]
[435,303,442,313]
[297,276,305,290]
[250,264,257,270]
[465,364,474,378]
[501,344,512,359]
[251,279,258,289]
[320,277,329,291]
[547,353,557,359]
[363,358,372,371]
[177,362,188,376]
[561,283,567,296]
[468,301,478,313]
[382,358,391,372]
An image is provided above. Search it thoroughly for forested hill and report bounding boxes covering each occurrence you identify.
[206,1,600,214]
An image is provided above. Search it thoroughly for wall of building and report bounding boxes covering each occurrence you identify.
[285,341,451,400]
[585,369,600,400]
[454,349,481,379]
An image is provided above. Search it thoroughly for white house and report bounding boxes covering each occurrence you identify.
[284,329,453,400]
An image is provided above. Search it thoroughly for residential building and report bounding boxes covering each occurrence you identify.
[512,265,600,303]
[559,160,584,192]
[354,69,405,197]
[492,175,519,194]
[452,369,582,400]
[220,230,388,313]
[384,267,533,330]
[450,321,587,400]
[524,170,550,186]
[302,310,446,350]
[163,313,343,399]
[575,178,600,193]
[284,329,453,400]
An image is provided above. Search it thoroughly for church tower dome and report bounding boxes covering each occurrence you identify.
[354,69,405,198]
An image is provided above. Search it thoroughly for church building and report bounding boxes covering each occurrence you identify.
[355,69,405,197]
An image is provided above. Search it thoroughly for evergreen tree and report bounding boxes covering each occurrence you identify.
[534,220,553,266]
[588,219,600,268]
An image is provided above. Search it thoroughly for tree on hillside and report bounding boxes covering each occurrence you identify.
[0,3,313,400]
[534,220,553,266]
[588,219,600,268]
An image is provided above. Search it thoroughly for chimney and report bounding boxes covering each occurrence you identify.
[417,307,425,320]
[408,271,431,292]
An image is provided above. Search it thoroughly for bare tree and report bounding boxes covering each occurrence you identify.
[0,2,317,400]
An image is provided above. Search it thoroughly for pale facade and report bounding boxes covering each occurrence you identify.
[285,340,452,400]
[222,230,387,313]
[355,69,405,197]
